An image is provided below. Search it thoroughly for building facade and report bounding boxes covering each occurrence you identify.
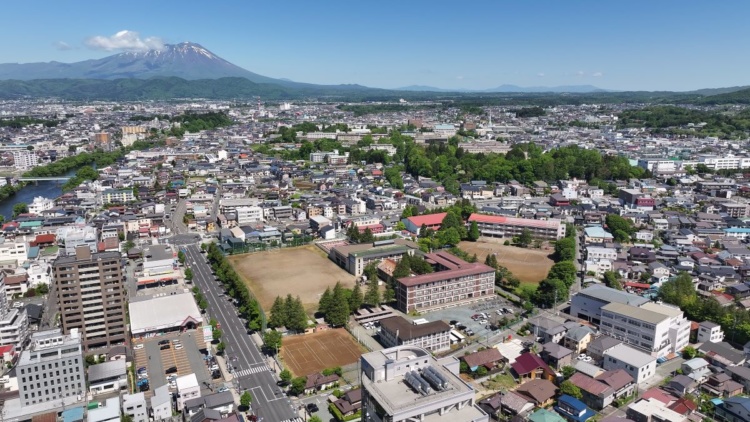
[17,329,85,407]
[395,252,494,313]
[52,247,126,350]
[379,316,451,353]
[467,214,566,241]
[599,302,690,358]
[12,150,38,170]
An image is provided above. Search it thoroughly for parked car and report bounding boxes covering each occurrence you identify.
[212,370,221,380]
[218,387,229,393]
[175,344,183,350]
[160,344,171,350]
[134,344,144,350]
[158,340,170,345]
[165,366,178,374]
[306,403,319,413]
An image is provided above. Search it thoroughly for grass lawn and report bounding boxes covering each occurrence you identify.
[481,372,517,391]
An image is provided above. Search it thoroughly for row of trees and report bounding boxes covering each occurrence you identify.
[318,282,361,327]
[268,294,308,332]
[530,224,579,308]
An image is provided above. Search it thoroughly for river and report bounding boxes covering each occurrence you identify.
[0,168,78,220]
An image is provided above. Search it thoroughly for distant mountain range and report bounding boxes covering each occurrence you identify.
[1,42,750,102]
[398,84,609,93]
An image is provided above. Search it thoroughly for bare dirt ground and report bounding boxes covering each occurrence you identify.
[229,245,355,312]
[458,240,554,283]
[281,328,365,377]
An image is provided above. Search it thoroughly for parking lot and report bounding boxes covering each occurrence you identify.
[133,331,217,397]
[421,297,522,341]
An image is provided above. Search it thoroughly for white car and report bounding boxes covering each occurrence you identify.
[175,344,183,350]
[134,344,144,350]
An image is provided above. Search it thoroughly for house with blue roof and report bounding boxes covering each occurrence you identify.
[715,396,750,421]
[554,395,596,422]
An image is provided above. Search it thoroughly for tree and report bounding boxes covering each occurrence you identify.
[605,214,634,237]
[437,227,461,247]
[212,329,222,342]
[36,283,49,295]
[349,282,364,312]
[216,342,226,354]
[475,366,488,377]
[12,202,28,218]
[360,228,375,243]
[327,282,350,326]
[562,365,576,379]
[518,228,533,247]
[468,221,480,241]
[484,254,498,269]
[264,330,282,353]
[286,295,309,332]
[560,380,583,399]
[280,368,293,383]
[178,250,186,264]
[659,272,698,309]
[534,278,568,308]
[364,276,381,307]
[184,268,193,280]
[290,377,307,395]
[240,391,253,408]
[682,346,697,359]
[603,271,623,290]
[554,237,576,261]
[124,240,135,251]
[269,296,287,328]
[392,256,412,279]
[318,287,332,316]
[309,416,323,422]
[547,261,577,288]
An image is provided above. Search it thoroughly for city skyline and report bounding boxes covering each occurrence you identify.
[1,0,749,91]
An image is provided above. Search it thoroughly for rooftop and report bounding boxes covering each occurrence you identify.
[604,344,657,367]
[576,285,649,307]
[601,302,669,325]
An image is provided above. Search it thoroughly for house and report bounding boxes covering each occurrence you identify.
[333,389,362,418]
[715,396,750,422]
[528,316,568,344]
[681,358,711,383]
[726,365,750,393]
[541,342,574,370]
[563,325,595,354]
[699,341,746,368]
[461,348,504,372]
[554,395,596,422]
[663,375,697,397]
[184,391,235,417]
[603,344,657,385]
[304,372,339,394]
[516,378,558,407]
[511,352,556,382]
[587,336,621,362]
[627,398,688,422]
[88,360,128,395]
[479,391,535,419]
[697,321,725,343]
[568,369,635,411]
[701,372,744,398]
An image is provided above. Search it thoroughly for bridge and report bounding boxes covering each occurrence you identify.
[18,177,72,182]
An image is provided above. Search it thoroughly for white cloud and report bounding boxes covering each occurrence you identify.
[54,41,72,51]
[537,72,545,77]
[592,72,603,77]
[576,70,585,77]
[85,30,164,52]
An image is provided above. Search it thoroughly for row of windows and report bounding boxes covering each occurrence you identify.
[20,359,79,374]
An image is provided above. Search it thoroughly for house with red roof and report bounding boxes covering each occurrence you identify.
[511,352,556,382]
[402,213,447,234]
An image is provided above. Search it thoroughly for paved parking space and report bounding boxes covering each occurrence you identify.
[422,297,520,336]
[133,331,214,398]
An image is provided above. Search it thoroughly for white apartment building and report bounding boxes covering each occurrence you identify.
[603,344,657,385]
[697,321,724,344]
[0,273,29,348]
[235,206,263,224]
[28,197,55,215]
[600,301,690,358]
[122,393,148,422]
[584,259,613,278]
[0,240,27,266]
[586,247,618,260]
[696,154,750,171]
[12,150,38,170]
[17,328,85,406]
[176,373,201,411]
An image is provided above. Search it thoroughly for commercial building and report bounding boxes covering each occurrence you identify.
[122,393,148,422]
[176,373,201,411]
[329,239,419,276]
[599,301,690,358]
[570,285,649,325]
[395,252,494,313]
[102,189,136,203]
[379,316,451,353]
[17,328,85,407]
[697,321,725,344]
[402,213,447,235]
[235,206,263,224]
[28,196,55,215]
[467,214,566,241]
[52,247,126,350]
[360,345,489,422]
[129,292,203,338]
[0,273,29,348]
[603,344,657,385]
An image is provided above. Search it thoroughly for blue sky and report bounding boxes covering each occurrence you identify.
[2,0,749,91]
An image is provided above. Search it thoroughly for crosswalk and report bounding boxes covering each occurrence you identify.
[279,419,303,422]
[234,365,271,377]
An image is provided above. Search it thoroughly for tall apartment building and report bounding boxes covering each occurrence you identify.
[52,246,126,350]
[17,328,85,407]
[395,252,494,313]
[360,345,488,422]
[12,150,38,170]
[599,301,690,358]
[235,206,263,224]
[0,273,29,348]
[467,213,566,241]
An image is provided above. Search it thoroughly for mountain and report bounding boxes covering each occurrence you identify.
[0,42,300,85]
[397,84,607,93]
[397,85,467,92]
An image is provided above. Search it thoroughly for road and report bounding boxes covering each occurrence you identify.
[184,244,300,422]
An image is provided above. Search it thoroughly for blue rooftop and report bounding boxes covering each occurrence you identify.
[555,395,596,422]
[584,226,613,238]
[62,406,85,422]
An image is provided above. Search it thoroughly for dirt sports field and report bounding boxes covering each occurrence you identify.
[281,328,365,377]
[458,240,554,283]
[228,245,355,312]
